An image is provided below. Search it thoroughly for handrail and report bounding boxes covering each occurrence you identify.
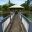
[2,15,10,23]
[2,15,10,32]
[4,13,15,32]
[2,12,15,23]
[21,14,32,23]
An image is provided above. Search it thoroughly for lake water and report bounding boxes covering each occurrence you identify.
[0,16,4,22]
[0,16,4,32]
[27,15,32,21]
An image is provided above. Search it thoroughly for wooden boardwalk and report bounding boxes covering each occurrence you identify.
[5,14,26,32]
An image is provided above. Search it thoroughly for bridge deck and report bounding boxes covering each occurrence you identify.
[5,14,26,32]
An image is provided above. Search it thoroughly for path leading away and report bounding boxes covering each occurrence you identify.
[5,14,26,32]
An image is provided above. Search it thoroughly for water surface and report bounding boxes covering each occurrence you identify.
[0,16,3,22]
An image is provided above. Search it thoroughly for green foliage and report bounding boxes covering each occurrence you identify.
[21,1,30,11]
[2,4,9,11]
[21,0,30,16]
[30,6,32,11]
[27,0,30,5]
[8,0,15,7]
[0,3,15,12]
[0,0,15,16]
[0,0,15,11]
[0,5,2,11]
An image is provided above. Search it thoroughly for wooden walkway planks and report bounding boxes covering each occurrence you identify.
[5,14,26,32]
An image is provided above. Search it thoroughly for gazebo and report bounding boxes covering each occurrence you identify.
[9,5,24,13]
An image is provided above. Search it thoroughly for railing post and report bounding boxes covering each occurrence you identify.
[10,12,11,23]
[21,13,22,22]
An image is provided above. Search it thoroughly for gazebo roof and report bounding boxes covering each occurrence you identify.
[9,5,24,8]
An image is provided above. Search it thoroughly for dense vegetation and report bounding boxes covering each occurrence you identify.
[0,0,32,16]
[21,0,32,16]
[0,0,15,16]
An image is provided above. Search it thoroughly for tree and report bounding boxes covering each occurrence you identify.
[21,1,30,11]
[21,0,30,16]
[30,6,32,11]
[2,0,15,12]
[0,0,15,14]
[2,4,9,11]
[0,5,2,11]
[8,0,15,7]
[27,0,30,5]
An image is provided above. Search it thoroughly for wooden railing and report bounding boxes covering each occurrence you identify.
[2,12,15,32]
[2,15,10,32]
[2,12,32,32]
[20,14,32,32]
